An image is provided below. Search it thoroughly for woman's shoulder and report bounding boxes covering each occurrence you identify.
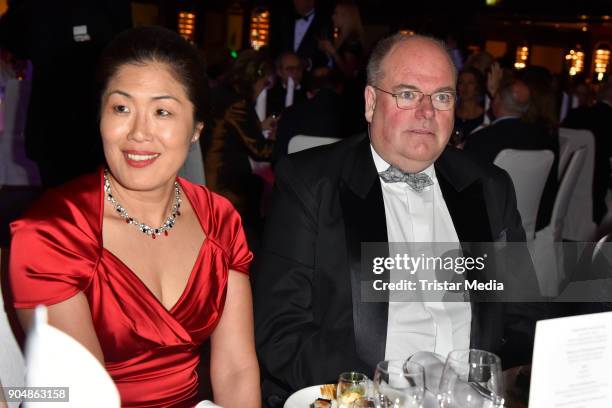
[180,178,244,236]
[180,179,253,273]
[12,170,102,251]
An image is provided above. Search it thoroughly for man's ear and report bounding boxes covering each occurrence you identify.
[192,121,205,143]
[364,85,376,123]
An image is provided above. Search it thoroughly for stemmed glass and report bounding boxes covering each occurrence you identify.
[373,360,425,408]
[438,349,505,408]
[337,372,369,408]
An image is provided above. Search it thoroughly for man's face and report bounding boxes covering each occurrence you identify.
[278,54,303,86]
[365,39,456,173]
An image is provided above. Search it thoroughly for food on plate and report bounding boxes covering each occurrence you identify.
[320,384,336,400]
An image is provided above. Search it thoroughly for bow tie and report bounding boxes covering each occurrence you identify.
[295,12,313,21]
[378,165,434,192]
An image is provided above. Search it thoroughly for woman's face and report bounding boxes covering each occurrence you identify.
[100,61,203,192]
[457,72,478,101]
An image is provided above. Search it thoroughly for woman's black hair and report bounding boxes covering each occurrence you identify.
[96,26,209,122]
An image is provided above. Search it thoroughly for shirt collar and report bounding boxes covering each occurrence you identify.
[370,144,435,179]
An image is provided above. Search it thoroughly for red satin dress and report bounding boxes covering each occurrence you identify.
[9,169,253,407]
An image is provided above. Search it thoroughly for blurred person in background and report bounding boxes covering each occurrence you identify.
[465,78,559,233]
[452,67,486,145]
[318,0,368,135]
[266,52,307,117]
[273,66,350,158]
[202,49,277,249]
[270,0,331,71]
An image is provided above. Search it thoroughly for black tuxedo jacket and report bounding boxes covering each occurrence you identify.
[254,133,540,407]
[270,10,331,70]
[464,117,560,232]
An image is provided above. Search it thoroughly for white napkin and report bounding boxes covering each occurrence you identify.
[284,76,295,108]
[24,306,120,407]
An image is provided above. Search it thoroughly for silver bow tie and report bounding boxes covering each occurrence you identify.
[378,165,434,192]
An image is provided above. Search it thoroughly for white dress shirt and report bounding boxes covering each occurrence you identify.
[370,146,471,361]
[293,11,315,52]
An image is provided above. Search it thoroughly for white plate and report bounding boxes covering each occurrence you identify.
[284,385,326,408]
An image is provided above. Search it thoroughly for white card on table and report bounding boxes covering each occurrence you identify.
[529,310,612,408]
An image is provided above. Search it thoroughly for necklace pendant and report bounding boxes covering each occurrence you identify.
[151,233,156,240]
[164,230,169,236]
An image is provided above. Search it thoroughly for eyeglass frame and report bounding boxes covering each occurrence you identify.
[371,85,457,111]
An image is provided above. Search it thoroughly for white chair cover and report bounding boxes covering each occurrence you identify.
[532,148,587,296]
[0,248,25,408]
[558,128,596,240]
[25,306,120,407]
[0,79,40,186]
[287,135,341,154]
[178,139,206,185]
[493,149,554,241]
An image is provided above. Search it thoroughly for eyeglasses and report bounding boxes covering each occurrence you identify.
[372,86,456,111]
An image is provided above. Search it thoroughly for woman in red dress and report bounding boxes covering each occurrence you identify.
[9,27,260,407]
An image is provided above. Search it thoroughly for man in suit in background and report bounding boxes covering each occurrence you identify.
[269,0,331,71]
[266,52,307,117]
[255,34,543,407]
[464,79,559,232]
[273,66,349,158]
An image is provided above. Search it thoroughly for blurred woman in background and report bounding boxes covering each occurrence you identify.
[202,49,277,249]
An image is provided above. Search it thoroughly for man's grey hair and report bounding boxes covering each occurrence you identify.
[366,33,457,86]
[498,80,530,115]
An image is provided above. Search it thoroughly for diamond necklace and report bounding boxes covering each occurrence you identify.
[103,169,182,239]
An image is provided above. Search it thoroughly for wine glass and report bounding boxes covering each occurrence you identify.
[337,372,369,408]
[373,360,425,408]
[438,349,505,408]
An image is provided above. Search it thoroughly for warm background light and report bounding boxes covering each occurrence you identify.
[178,11,196,43]
[250,8,270,50]
[514,45,529,69]
[593,44,610,82]
[565,48,585,76]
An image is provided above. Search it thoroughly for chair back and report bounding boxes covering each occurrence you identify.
[494,149,554,240]
[288,135,340,154]
[549,147,587,241]
[558,128,596,240]
[179,139,206,185]
[0,247,26,407]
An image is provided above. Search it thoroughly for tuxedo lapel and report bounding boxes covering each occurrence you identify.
[339,135,389,369]
[435,148,493,242]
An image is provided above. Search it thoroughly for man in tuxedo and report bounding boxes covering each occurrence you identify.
[254,34,540,407]
[270,0,331,71]
[265,52,307,117]
[464,79,559,232]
